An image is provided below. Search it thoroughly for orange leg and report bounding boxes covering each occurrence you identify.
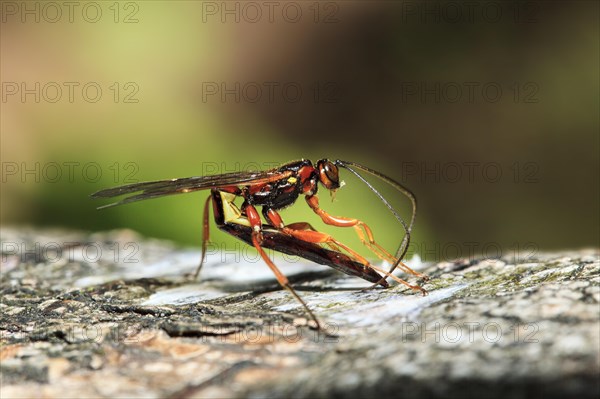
[263,208,425,294]
[246,204,321,329]
[194,194,213,279]
[282,221,346,254]
[281,226,372,266]
[305,195,428,281]
[264,208,370,265]
[279,225,425,293]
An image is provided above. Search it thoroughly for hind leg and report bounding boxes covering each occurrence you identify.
[193,194,213,279]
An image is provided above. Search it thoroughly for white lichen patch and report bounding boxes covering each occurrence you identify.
[268,284,468,328]
[141,284,234,306]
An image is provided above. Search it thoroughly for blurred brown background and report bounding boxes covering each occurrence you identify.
[1,1,598,262]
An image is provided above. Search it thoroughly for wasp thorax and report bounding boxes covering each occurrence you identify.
[316,159,340,190]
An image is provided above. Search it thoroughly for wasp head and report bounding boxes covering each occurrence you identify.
[316,159,340,190]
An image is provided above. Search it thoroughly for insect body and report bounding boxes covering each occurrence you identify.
[92,159,428,329]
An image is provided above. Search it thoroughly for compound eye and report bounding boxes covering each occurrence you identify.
[319,161,340,189]
[325,162,338,183]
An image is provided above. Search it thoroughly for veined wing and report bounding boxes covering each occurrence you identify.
[91,169,292,209]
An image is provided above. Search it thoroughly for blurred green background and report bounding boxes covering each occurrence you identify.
[1,1,598,262]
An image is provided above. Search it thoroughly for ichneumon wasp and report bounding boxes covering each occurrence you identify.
[92,159,429,329]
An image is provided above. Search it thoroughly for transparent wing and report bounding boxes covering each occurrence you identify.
[91,169,291,209]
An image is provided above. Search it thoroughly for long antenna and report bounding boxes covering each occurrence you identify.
[334,160,417,282]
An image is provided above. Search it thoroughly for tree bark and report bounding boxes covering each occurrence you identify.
[1,228,598,398]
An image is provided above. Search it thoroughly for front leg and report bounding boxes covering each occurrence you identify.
[261,207,425,294]
[305,195,428,281]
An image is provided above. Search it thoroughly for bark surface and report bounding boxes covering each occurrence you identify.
[1,228,598,398]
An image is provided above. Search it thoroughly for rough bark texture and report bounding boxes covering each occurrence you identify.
[1,228,599,398]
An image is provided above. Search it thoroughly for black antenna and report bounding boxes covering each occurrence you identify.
[334,160,417,283]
